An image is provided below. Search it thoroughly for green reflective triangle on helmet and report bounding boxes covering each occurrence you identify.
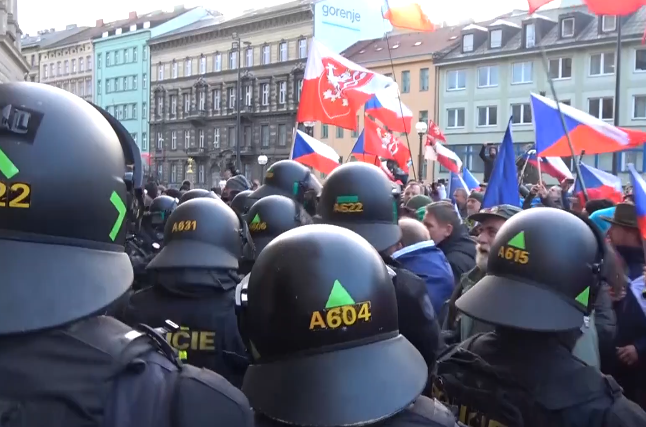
[251,214,260,225]
[507,231,526,250]
[325,280,356,309]
[576,287,590,306]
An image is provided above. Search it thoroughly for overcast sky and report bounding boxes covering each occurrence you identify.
[19,0,561,36]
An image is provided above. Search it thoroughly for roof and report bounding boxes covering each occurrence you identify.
[341,26,462,64]
[437,5,646,63]
[149,0,313,44]
[22,26,88,49]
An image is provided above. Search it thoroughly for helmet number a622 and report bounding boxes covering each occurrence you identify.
[0,182,31,208]
[498,246,529,264]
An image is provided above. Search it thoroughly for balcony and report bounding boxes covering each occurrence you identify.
[186,146,209,157]
[186,108,208,125]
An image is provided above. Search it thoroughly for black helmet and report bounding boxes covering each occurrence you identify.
[178,188,218,204]
[456,207,606,332]
[230,189,252,215]
[0,83,139,335]
[238,224,425,427]
[147,195,178,228]
[247,160,321,211]
[147,198,242,270]
[319,162,400,253]
[245,195,309,254]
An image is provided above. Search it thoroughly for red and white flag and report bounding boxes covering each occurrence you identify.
[425,136,462,173]
[427,120,446,143]
[296,38,395,130]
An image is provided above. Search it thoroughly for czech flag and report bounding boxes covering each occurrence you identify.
[528,0,646,15]
[364,85,413,133]
[463,168,480,190]
[574,162,623,204]
[531,93,646,157]
[383,0,434,32]
[350,131,397,181]
[290,129,340,175]
[627,164,646,239]
[522,150,573,182]
[424,136,462,173]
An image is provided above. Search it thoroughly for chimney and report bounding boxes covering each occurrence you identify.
[96,19,104,27]
[50,28,55,32]
[129,11,137,20]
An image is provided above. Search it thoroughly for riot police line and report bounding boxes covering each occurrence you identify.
[1,82,646,427]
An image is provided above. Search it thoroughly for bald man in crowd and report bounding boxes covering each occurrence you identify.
[400,217,430,247]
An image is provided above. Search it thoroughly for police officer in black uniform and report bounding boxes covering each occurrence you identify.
[247,159,321,216]
[120,197,249,387]
[318,162,443,372]
[236,224,458,427]
[179,188,218,204]
[0,82,252,427]
[239,194,313,275]
[435,207,646,426]
[222,174,252,203]
[231,189,253,216]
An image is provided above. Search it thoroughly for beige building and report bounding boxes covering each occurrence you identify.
[148,1,313,187]
[313,28,458,182]
[0,0,29,82]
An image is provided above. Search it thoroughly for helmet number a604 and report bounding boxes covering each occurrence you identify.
[498,246,529,265]
[0,182,31,208]
[309,302,372,330]
[172,220,197,233]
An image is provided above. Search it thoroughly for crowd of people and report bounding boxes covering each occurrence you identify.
[3,82,646,427]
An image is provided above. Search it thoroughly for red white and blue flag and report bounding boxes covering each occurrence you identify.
[522,150,573,182]
[574,162,623,204]
[364,85,413,133]
[290,129,340,175]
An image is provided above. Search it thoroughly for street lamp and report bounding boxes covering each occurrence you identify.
[304,121,316,137]
[232,32,252,174]
[415,121,428,182]
[258,154,268,179]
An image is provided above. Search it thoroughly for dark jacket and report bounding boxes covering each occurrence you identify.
[479,145,496,183]
[436,227,476,284]
[391,241,455,315]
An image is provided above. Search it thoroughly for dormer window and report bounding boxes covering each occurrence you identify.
[463,34,474,52]
[490,29,502,48]
[601,16,616,32]
[525,23,536,48]
[561,18,575,38]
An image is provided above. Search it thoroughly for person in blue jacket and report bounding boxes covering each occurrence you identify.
[392,218,455,316]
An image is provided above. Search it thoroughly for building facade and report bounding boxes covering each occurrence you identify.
[148,1,313,188]
[94,7,212,158]
[21,26,88,83]
[435,6,646,180]
[313,28,458,182]
[0,0,29,82]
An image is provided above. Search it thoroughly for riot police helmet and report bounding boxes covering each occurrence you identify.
[247,160,321,210]
[178,188,218,204]
[238,224,426,427]
[147,195,178,228]
[456,207,607,332]
[230,189,252,216]
[147,197,242,270]
[0,83,138,335]
[319,162,401,253]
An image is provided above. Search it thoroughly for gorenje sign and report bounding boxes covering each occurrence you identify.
[321,5,361,25]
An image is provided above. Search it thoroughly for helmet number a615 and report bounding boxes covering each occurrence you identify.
[0,182,31,208]
[498,246,529,265]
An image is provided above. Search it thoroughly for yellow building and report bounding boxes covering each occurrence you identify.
[312,27,459,182]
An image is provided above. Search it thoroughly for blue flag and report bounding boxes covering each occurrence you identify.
[482,118,520,208]
[462,168,480,190]
[448,171,468,202]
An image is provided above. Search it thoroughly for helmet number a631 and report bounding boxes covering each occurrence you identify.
[172,220,197,233]
[498,246,529,265]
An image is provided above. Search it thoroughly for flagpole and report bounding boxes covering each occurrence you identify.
[611,16,622,176]
[535,20,589,201]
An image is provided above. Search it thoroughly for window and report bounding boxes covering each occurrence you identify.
[548,57,572,79]
[246,48,253,67]
[588,97,614,120]
[590,52,615,76]
[336,127,344,138]
[279,42,287,61]
[132,103,137,119]
[157,164,163,180]
[321,124,329,139]
[142,103,147,119]
[172,62,178,78]
[198,90,206,110]
[447,108,465,128]
[50,64,54,77]
[57,61,61,75]
[199,130,205,148]
[71,59,76,73]
[43,66,48,79]
[446,70,466,90]
[107,52,112,66]
[634,96,646,119]
[79,58,84,72]
[171,131,177,150]
[214,128,220,148]
[602,16,616,32]
[525,23,536,48]
[124,49,129,63]
[261,83,269,106]
[125,104,131,119]
[158,64,164,80]
[262,45,270,64]
[142,133,147,151]
[170,95,177,117]
[490,29,502,48]
[401,70,410,93]
[477,65,498,87]
[185,59,192,77]
[511,61,533,84]
[228,127,236,148]
[64,60,69,74]
[171,164,177,183]
[477,106,498,127]
[462,34,474,52]
[561,18,575,38]
[157,96,164,117]
[296,79,303,101]
[117,105,123,120]
[133,75,137,89]
[133,47,138,62]
[143,74,147,88]
[245,85,252,106]
[278,81,287,104]
[213,89,221,111]
[198,164,205,183]
[635,50,646,72]
[414,68,429,92]
[87,56,92,70]
[243,126,252,147]
[200,57,206,74]
[261,125,270,147]
[278,124,287,146]
[511,103,532,124]
[143,47,148,60]
[621,149,643,172]
[86,79,92,95]
[228,87,236,109]
[184,94,190,113]
[210,54,220,73]
[184,130,190,147]
[299,39,307,58]
[229,51,238,70]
